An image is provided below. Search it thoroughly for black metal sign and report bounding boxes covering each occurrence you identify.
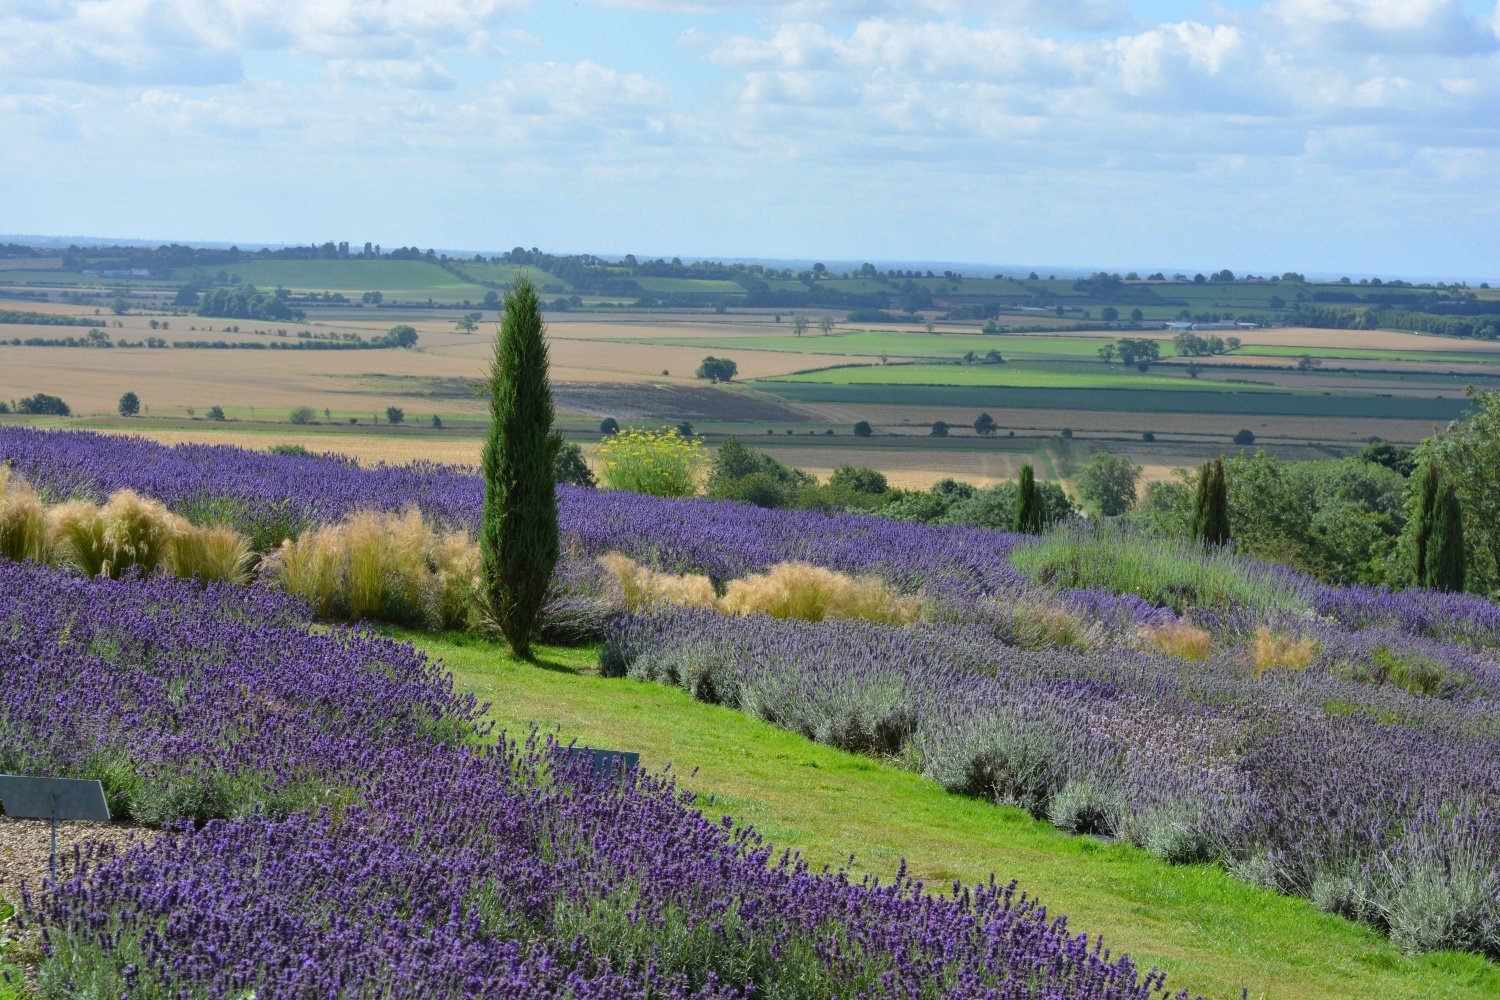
[558,747,639,784]
[0,775,111,885]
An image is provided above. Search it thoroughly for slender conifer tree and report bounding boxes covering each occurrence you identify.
[1425,482,1466,592]
[1014,464,1042,534]
[1192,458,1230,547]
[1413,461,1440,585]
[1190,461,1211,542]
[480,275,558,657]
[1205,457,1230,547]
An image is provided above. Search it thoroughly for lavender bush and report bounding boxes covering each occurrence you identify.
[2,560,1190,999]
[4,427,1499,958]
[604,610,1500,957]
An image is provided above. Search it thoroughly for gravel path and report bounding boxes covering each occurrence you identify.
[1,816,156,905]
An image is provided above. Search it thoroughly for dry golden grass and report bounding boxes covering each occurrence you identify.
[46,501,110,576]
[171,523,255,584]
[1008,599,1096,651]
[1141,621,1213,661]
[597,552,718,611]
[719,561,922,625]
[1251,627,1318,676]
[597,553,921,625]
[29,486,253,583]
[0,467,48,562]
[275,524,345,618]
[97,490,182,577]
[270,507,479,627]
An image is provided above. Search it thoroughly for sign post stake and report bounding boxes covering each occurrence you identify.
[0,776,111,889]
[49,791,60,885]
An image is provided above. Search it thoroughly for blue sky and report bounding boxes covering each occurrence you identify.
[3,0,1498,279]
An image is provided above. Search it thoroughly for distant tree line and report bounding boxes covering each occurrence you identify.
[0,310,106,328]
[197,286,305,322]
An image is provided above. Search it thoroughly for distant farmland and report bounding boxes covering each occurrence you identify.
[173,260,487,303]
[764,361,1278,392]
[760,381,1473,419]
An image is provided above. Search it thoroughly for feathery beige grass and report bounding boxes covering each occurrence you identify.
[47,501,111,576]
[172,523,255,584]
[598,552,718,611]
[275,524,345,617]
[718,561,921,625]
[1251,627,1318,676]
[98,490,182,578]
[0,467,49,563]
[1141,621,1213,661]
[271,507,482,626]
[597,553,921,625]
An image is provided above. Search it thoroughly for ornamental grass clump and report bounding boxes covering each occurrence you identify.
[597,552,717,611]
[98,489,182,578]
[170,522,255,584]
[46,500,110,576]
[718,561,922,625]
[1140,620,1213,661]
[0,466,48,563]
[272,508,482,627]
[343,507,431,624]
[274,522,345,618]
[1251,626,1318,676]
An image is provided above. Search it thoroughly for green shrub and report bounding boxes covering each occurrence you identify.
[598,426,706,497]
[1012,526,1302,615]
[553,438,596,487]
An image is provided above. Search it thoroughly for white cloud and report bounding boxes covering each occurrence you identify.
[591,1,1128,30]
[0,0,534,84]
[129,87,287,136]
[329,57,457,89]
[463,60,676,150]
[1266,0,1499,56]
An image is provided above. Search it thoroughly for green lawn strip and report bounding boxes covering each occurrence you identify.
[398,629,1499,1000]
[764,362,1286,393]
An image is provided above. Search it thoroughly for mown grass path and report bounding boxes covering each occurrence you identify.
[400,629,1500,1000]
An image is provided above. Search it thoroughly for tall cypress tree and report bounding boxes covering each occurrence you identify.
[1190,461,1211,542]
[1413,461,1440,585]
[1014,463,1042,534]
[480,275,558,658]
[1425,482,1466,592]
[1204,457,1230,548]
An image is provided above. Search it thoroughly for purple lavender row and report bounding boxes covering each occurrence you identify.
[605,609,1500,957]
[4,560,1191,998]
[6,426,1500,645]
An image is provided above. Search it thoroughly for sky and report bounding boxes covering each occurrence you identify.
[3,0,1498,279]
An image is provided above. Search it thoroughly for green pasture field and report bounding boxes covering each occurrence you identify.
[623,330,1127,360]
[764,361,1270,392]
[633,276,743,294]
[170,260,486,302]
[403,629,1500,1000]
[1238,345,1500,365]
[759,381,1476,420]
[448,261,543,287]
